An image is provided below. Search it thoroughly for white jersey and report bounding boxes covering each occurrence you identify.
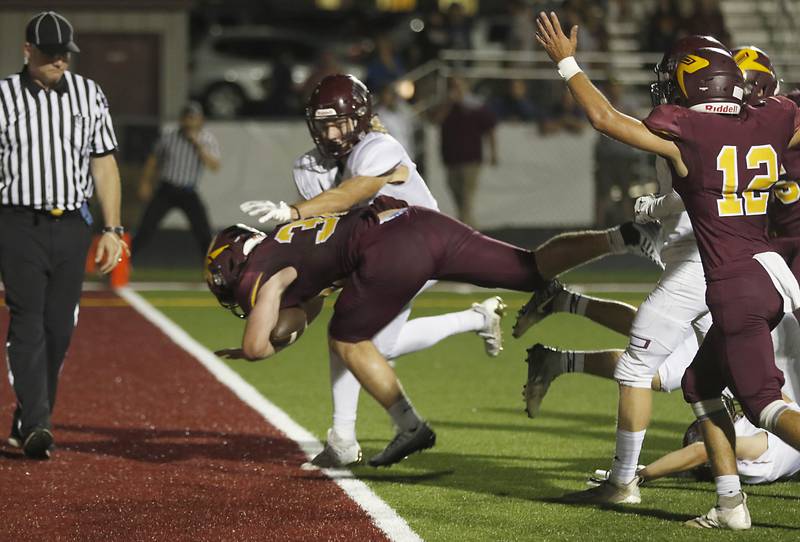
[293,131,438,210]
[655,157,701,264]
[734,415,800,484]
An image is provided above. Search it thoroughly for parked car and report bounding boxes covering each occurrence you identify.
[190,25,368,118]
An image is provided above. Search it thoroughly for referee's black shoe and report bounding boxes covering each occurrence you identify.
[7,408,22,448]
[23,428,54,460]
[368,422,436,467]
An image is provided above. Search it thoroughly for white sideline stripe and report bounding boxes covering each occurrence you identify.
[116,287,422,542]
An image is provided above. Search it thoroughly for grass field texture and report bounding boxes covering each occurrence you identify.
[143,289,800,541]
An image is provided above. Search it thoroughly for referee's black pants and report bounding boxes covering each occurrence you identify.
[0,208,91,436]
[131,182,212,259]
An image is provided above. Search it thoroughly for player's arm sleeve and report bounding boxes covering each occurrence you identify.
[642,105,685,141]
[292,153,326,200]
[348,136,405,180]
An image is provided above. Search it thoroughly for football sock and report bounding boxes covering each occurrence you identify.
[715,475,742,500]
[388,396,423,433]
[619,221,641,247]
[606,225,627,254]
[390,309,484,358]
[330,352,360,442]
[610,428,646,485]
[559,351,585,374]
[552,290,589,316]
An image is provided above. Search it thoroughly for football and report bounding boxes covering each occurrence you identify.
[270,307,308,349]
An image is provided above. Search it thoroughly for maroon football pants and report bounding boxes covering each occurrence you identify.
[330,207,545,342]
[682,258,786,424]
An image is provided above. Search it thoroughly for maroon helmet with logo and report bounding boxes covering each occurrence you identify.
[673,47,744,115]
[650,35,727,106]
[732,46,779,105]
[305,74,372,159]
[205,224,265,318]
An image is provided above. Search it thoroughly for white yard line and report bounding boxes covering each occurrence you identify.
[116,287,422,542]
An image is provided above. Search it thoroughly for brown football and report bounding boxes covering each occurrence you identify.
[270,307,308,349]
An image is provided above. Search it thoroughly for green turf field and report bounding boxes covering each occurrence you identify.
[144,289,800,541]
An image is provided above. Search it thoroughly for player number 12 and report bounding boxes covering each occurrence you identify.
[716,144,778,217]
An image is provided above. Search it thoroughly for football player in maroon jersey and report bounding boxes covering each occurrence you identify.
[537,11,800,529]
[207,197,553,467]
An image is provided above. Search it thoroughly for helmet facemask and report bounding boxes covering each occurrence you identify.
[305,74,373,160]
[205,225,265,318]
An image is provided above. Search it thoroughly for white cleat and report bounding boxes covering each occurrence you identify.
[522,343,562,418]
[685,494,751,530]
[512,279,564,339]
[303,429,362,469]
[472,296,506,357]
[627,222,664,269]
[587,466,646,487]
[562,476,642,505]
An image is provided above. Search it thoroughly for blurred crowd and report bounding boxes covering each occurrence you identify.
[190,0,733,226]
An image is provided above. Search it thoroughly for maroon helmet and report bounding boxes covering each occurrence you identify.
[205,224,265,318]
[650,35,727,106]
[673,47,744,114]
[732,46,779,105]
[305,74,372,159]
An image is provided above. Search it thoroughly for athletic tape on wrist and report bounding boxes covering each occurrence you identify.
[557,56,582,81]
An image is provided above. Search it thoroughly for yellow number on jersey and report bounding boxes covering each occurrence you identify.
[274,216,341,244]
[716,145,779,217]
[774,180,800,205]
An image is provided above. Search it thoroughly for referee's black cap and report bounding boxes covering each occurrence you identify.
[26,11,80,55]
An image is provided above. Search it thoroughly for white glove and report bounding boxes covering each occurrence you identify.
[634,195,659,224]
[240,200,293,223]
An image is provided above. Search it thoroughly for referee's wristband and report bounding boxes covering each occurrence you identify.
[557,56,582,81]
[102,226,125,237]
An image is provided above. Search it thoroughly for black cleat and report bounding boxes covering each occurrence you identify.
[368,422,436,467]
[23,428,54,460]
[513,279,563,339]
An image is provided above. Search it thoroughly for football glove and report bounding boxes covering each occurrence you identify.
[633,194,659,224]
[240,200,293,223]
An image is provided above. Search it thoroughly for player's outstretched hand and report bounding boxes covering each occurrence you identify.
[535,11,578,64]
[215,347,246,360]
[240,200,293,223]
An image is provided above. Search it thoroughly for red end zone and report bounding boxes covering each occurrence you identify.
[0,291,388,541]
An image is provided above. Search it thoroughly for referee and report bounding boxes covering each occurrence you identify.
[132,102,221,260]
[0,12,127,459]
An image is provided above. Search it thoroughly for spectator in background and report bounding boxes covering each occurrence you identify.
[366,35,405,94]
[593,81,642,226]
[686,0,730,46]
[431,77,497,226]
[374,84,417,160]
[445,2,473,50]
[263,50,297,116]
[506,0,536,51]
[414,9,449,65]
[642,0,685,53]
[132,102,221,261]
[553,90,587,134]
[489,79,538,122]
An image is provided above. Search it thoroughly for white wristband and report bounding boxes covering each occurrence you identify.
[557,56,582,81]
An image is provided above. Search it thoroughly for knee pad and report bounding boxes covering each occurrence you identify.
[758,400,791,432]
[372,305,412,359]
[691,398,727,421]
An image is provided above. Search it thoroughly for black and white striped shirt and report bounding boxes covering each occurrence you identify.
[0,67,117,211]
[155,128,219,188]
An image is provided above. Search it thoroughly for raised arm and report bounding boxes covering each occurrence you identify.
[535,11,686,175]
